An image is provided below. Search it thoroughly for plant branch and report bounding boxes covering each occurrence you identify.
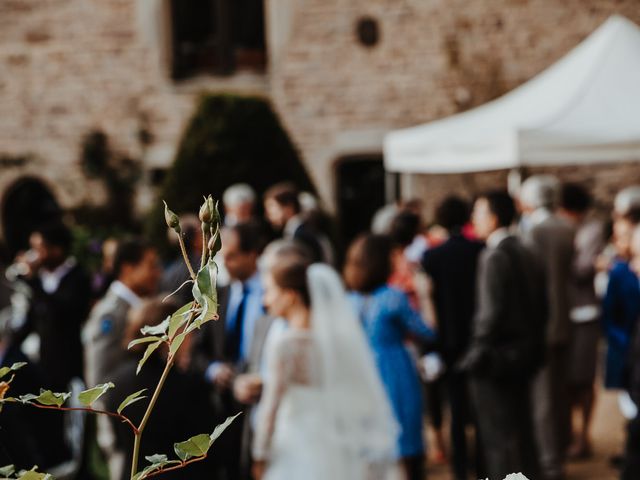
[131,352,176,478]
[26,403,138,434]
[143,454,209,479]
[176,233,196,280]
[200,225,209,270]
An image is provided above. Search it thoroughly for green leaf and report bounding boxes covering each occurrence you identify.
[144,454,168,464]
[192,258,218,305]
[191,294,218,331]
[210,412,242,446]
[128,335,163,350]
[137,340,163,375]
[17,468,53,479]
[133,455,181,480]
[169,330,188,357]
[208,225,222,257]
[117,389,147,414]
[168,303,194,340]
[35,389,71,407]
[78,382,115,407]
[174,433,211,461]
[0,362,27,381]
[17,393,39,404]
[140,317,170,336]
[0,465,15,477]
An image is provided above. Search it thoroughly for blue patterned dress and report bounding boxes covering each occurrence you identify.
[350,285,436,458]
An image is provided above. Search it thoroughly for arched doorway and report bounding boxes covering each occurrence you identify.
[2,177,61,257]
[336,155,395,247]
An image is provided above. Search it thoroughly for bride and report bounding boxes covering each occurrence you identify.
[252,258,398,479]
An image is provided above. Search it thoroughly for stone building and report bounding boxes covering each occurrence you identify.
[1,0,640,249]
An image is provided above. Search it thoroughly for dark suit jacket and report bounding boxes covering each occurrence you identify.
[422,234,484,365]
[14,263,91,390]
[193,285,232,378]
[461,235,547,380]
[524,215,575,345]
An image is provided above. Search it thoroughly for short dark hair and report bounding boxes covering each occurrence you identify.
[561,183,592,213]
[390,211,420,248]
[264,182,300,213]
[435,196,470,232]
[344,234,392,293]
[228,221,269,254]
[480,190,516,228]
[113,238,152,279]
[33,221,72,253]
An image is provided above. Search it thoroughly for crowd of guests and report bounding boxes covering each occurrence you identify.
[2,178,640,480]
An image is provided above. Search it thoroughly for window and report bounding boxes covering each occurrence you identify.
[170,0,266,79]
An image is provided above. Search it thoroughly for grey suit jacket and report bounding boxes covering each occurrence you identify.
[83,289,132,388]
[523,214,575,345]
[461,235,547,379]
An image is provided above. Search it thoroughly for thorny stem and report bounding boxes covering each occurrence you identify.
[26,403,138,434]
[143,454,209,478]
[176,232,196,280]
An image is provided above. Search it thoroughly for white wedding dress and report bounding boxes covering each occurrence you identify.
[253,265,398,480]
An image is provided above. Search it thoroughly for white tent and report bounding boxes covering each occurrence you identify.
[384,15,640,174]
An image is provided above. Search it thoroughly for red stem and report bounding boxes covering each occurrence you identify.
[27,402,139,435]
[143,455,208,478]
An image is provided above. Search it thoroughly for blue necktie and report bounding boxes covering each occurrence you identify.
[226,283,248,361]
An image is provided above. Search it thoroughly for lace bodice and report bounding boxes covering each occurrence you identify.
[253,328,322,460]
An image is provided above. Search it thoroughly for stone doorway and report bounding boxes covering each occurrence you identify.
[335,155,389,249]
[2,177,61,257]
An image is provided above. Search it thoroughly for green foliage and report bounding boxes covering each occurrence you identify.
[78,383,115,407]
[0,362,26,381]
[3,197,238,480]
[17,390,71,407]
[0,465,53,479]
[136,341,163,375]
[147,94,315,256]
[117,389,147,415]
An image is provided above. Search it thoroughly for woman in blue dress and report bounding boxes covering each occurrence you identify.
[602,213,640,390]
[344,234,436,480]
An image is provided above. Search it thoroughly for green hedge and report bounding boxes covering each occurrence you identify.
[147,94,315,254]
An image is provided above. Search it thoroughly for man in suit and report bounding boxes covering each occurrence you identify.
[193,221,268,479]
[13,221,91,391]
[83,238,161,480]
[421,196,484,480]
[460,190,546,480]
[11,221,92,465]
[263,182,329,263]
[519,175,576,480]
[84,239,162,388]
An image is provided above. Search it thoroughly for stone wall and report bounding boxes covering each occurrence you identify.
[1,0,640,226]
[270,0,640,214]
[0,0,201,214]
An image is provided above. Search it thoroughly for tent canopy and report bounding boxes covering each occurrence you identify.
[384,15,640,174]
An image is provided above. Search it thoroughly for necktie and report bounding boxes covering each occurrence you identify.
[227,283,248,361]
